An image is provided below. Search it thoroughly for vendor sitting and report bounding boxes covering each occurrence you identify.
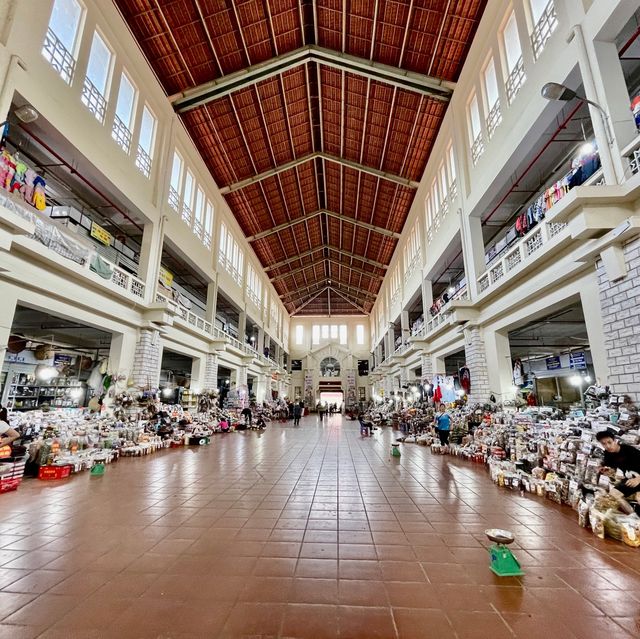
[596,429,640,514]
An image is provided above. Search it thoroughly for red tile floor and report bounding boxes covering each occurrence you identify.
[1,415,639,638]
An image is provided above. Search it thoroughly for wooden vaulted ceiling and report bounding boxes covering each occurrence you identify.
[114,0,487,315]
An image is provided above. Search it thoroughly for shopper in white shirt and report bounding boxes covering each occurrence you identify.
[0,404,19,447]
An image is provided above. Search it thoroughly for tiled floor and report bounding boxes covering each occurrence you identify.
[1,415,639,638]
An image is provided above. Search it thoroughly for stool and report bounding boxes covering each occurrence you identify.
[485,528,524,577]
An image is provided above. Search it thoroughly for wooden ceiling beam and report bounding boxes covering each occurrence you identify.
[265,245,388,272]
[247,209,400,242]
[170,45,454,113]
[219,151,419,194]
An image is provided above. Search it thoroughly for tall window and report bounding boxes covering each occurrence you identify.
[168,151,183,211]
[447,145,457,194]
[312,325,320,345]
[203,201,213,248]
[193,187,205,238]
[136,105,156,177]
[356,324,365,345]
[529,0,558,59]
[330,325,338,339]
[502,11,526,103]
[483,58,502,138]
[295,325,304,345]
[112,72,136,152]
[468,93,484,164]
[219,223,243,285]
[439,164,449,204]
[247,264,263,308]
[339,324,348,345]
[321,325,329,339]
[82,31,112,123]
[182,171,195,225]
[42,0,83,84]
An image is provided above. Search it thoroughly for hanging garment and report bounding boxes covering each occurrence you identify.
[459,367,471,394]
[90,254,114,279]
[441,377,457,403]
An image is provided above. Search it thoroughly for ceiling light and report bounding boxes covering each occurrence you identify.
[14,105,39,123]
[35,364,58,382]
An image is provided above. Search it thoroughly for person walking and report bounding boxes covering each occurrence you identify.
[241,405,252,426]
[435,403,451,448]
[293,402,302,426]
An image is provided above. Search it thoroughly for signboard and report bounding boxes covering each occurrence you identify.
[159,266,174,288]
[90,221,113,246]
[53,353,74,367]
[546,356,561,370]
[569,351,587,370]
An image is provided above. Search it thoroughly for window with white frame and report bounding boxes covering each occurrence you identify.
[136,105,156,177]
[270,300,279,330]
[295,325,304,345]
[390,264,401,304]
[502,11,526,103]
[81,31,112,123]
[112,72,136,152]
[439,163,449,207]
[42,0,83,85]
[168,151,183,211]
[203,201,213,248]
[468,93,484,164]
[431,179,440,224]
[218,223,244,285]
[330,324,338,339]
[193,187,205,239]
[447,145,457,195]
[425,191,433,240]
[312,325,320,345]
[483,57,502,138]
[311,324,348,344]
[404,222,420,278]
[529,0,558,59]
[339,325,348,345]
[182,170,195,225]
[356,324,365,345]
[321,324,329,339]
[247,264,263,309]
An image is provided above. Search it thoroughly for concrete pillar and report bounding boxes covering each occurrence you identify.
[580,277,609,385]
[478,327,514,403]
[0,290,18,371]
[202,353,218,392]
[463,327,491,403]
[138,221,164,304]
[190,355,206,394]
[255,372,269,404]
[420,353,433,386]
[238,310,247,343]
[257,328,265,354]
[131,328,162,389]
[421,279,433,324]
[400,310,410,344]
[588,39,637,180]
[108,331,137,383]
[596,236,640,400]
[460,214,486,300]
[205,279,218,328]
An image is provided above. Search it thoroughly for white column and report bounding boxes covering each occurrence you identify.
[460,213,486,300]
[205,279,218,328]
[138,221,164,304]
[580,277,609,385]
[202,353,218,392]
[108,331,137,384]
[483,328,514,402]
[0,290,18,371]
[421,279,433,322]
[131,328,162,389]
[400,310,410,344]
[238,310,247,343]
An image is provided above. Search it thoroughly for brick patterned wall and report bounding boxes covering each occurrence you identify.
[597,236,640,402]
[464,327,492,403]
[203,354,218,392]
[420,354,433,385]
[131,329,161,389]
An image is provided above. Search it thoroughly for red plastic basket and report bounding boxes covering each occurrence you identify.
[0,477,22,493]
[38,465,73,480]
[0,456,27,493]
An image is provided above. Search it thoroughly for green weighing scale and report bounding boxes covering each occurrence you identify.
[485,528,524,577]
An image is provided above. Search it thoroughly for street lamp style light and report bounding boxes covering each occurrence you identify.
[540,82,614,144]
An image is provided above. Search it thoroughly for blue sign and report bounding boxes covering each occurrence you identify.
[546,356,561,370]
[570,351,587,370]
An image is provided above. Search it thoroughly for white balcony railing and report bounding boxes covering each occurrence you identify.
[471,133,485,165]
[42,28,76,85]
[531,1,558,60]
[505,57,526,104]
[477,217,568,295]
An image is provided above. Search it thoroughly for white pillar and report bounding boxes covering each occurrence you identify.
[461,213,486,300]
[421,279,433,322]
[206,279,218,328]
[483,328,514,402]
[202,353,218,392]
[580,277,609,385]
[108,330,137,383]
[0,290,18,371]
[138,221,164,304]
[131,328,162,389]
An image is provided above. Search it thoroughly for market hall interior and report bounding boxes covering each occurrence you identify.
[2,0,640,637]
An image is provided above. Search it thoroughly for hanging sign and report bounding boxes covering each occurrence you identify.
[546,356,561,370]
[90,221,113,246]
[159,266,174,288]
[569,351,587,370]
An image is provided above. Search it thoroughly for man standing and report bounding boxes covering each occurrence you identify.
[596,430,640,514]
[293,402,302,426]
[241,405,252,426]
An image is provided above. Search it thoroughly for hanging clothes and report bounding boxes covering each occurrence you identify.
[459,366,471,394]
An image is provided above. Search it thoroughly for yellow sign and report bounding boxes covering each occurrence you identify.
[159,266,174,288]
[90,221,113,246]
